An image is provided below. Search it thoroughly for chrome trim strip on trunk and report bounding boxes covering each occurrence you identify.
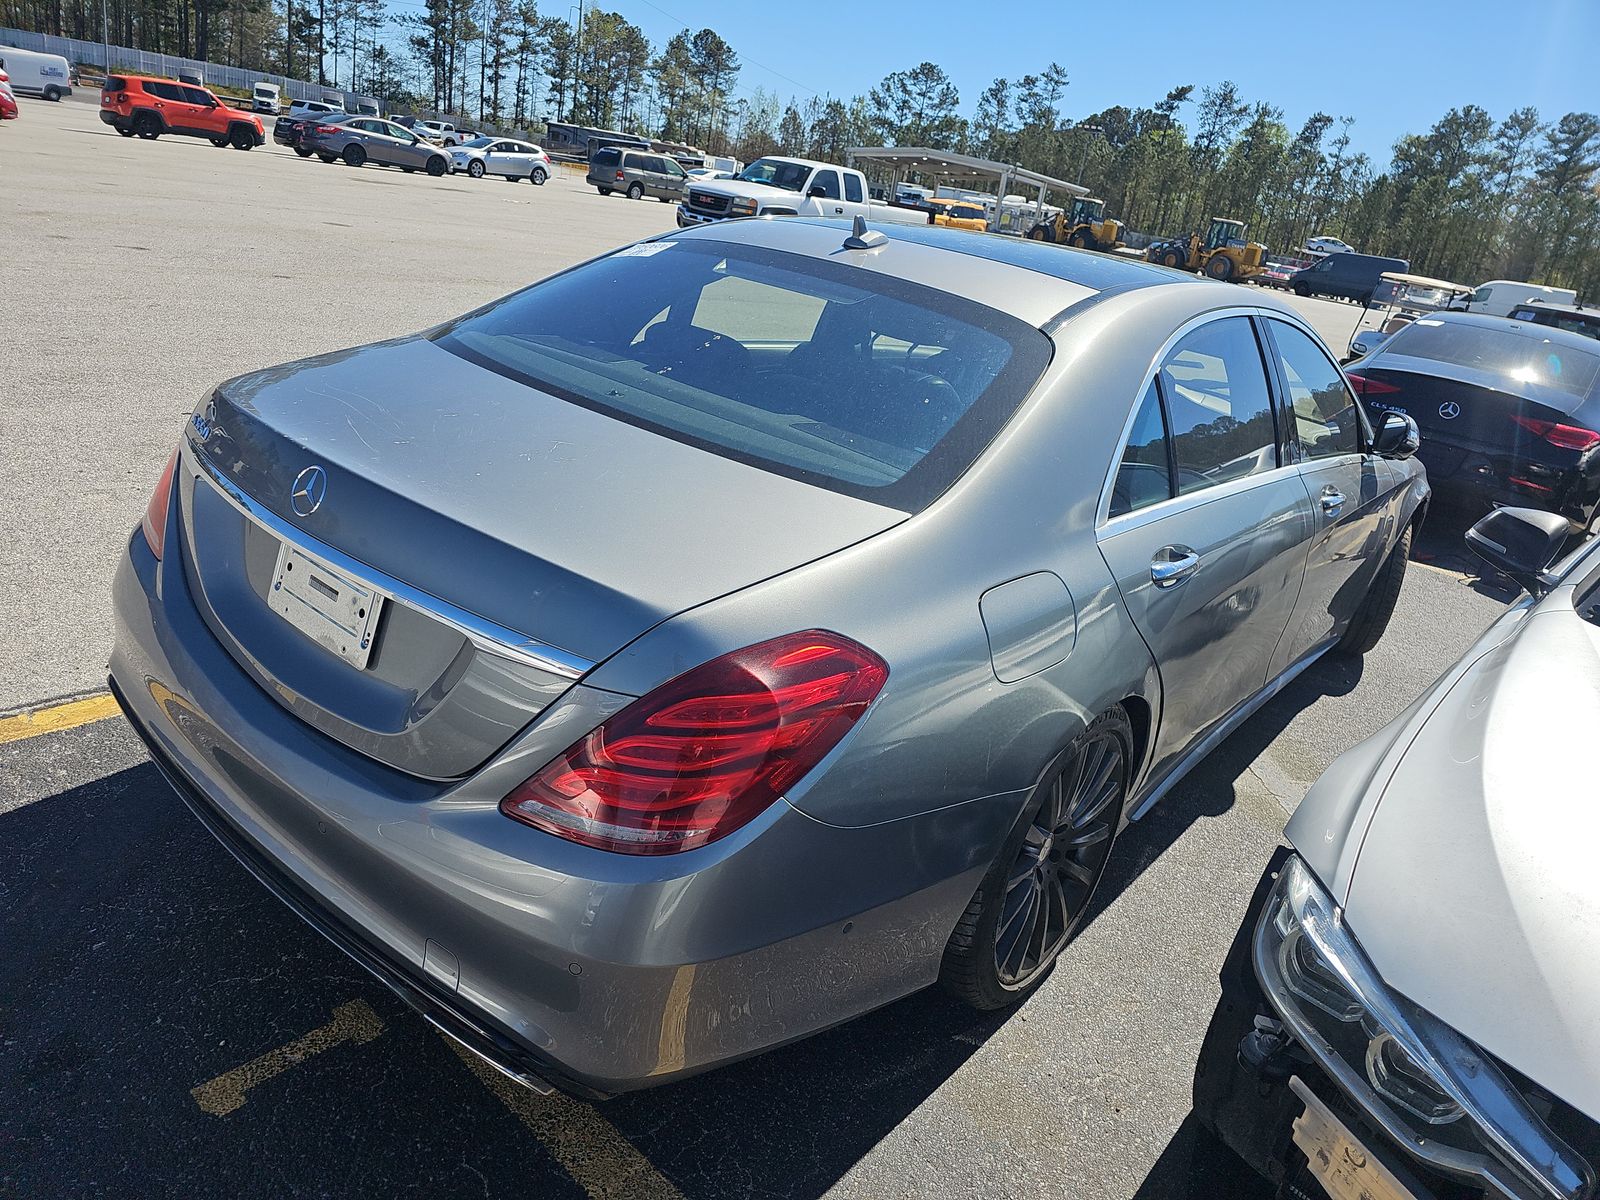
[184,439,594,680]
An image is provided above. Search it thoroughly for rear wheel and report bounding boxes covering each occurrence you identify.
[1205,254,1236,281]
[426,155,447,176]
[1069,230,1095,250]
[134,112,161,139]
[43,85,61,101]
[1028,224,1054,243]
[1160,248,1186,270]
[1293,280,1311,297]
[294,146,312,157]
[342,143,366,167]
[1337,524,1412,656]
[596,186,611,196]
[941,709,1131,1009]
[230,127,254,150]
[531,166,548,185]
[627,181,644,200]
[467,158,485,178]
[401,166,414,173]
[209,135,229,147]
[117,126,135,137]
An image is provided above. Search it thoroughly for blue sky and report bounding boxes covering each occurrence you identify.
[591,0,1600,164]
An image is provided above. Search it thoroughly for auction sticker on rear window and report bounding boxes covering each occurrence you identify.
[269,541,385,669]
[612,241,676,258]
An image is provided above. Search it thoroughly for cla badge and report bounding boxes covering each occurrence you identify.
[290,465,327,517]
[1438,401,1462,420]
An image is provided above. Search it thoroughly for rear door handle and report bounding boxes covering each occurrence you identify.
[1150,548,1201,588]
[1320,487,1346,517]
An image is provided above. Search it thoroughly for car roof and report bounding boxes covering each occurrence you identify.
[670,217,1216,329]
[1515,301,1599,319]
[1420,309,1600,348]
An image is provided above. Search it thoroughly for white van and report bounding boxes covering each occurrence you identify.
[0,46,72,101]
[1461,280,1578,318]
[251,81,280,113]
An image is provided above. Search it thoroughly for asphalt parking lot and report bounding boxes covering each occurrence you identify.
[3,94,1514,1200]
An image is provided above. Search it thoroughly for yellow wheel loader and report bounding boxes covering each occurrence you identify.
[1144,217,1266,282]
[1026,197,1125,252]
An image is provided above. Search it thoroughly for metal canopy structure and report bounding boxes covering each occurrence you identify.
[844,147,1087,226]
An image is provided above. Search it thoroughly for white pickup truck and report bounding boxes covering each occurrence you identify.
[677,156,932,228]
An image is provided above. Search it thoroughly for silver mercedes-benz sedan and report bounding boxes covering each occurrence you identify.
[109,219,1428,1096]
[1195,505,1599,1200]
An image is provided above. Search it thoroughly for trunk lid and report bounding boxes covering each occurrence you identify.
[181,336,905,779]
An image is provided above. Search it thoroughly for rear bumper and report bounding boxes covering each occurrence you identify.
[109,526,986,1094]
[1414,445,1595,530]
[99,108,125,129]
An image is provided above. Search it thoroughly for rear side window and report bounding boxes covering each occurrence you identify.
[1110,381,1172,517]
[1386,320,1600,400]
[1159,318,1278,494]
[623,153,644,170]
[145,80,183,101]
[104,75,128,92]
[183,86,214,105]
[437,240,1052,511]
[1268,320,1362,459]
[844,174,864,203]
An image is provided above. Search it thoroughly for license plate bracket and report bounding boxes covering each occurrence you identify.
[269,540,385,669]
[1289,1075,1421,1200]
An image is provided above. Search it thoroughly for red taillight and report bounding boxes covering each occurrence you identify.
[1346,372,1401,396]
[501,631,888,854]
[615,170,625,181]
[140,448,179,559]
[1510,414,1600,451]
[313,123,342,134]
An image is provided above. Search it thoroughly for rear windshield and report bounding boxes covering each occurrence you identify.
[437,239,1052,511]
[1385,319,1600,400]
[592,149,619,165]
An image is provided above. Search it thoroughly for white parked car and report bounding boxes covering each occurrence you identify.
[450,136,552,184]
[677,156,933,227]
[286,98,343,120]
[686,167,733,181]
[1306,235,1355,255]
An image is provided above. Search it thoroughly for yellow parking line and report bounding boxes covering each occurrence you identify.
[0,694,123,745]
[445,1038,685,1200]
[191,999,386,1116]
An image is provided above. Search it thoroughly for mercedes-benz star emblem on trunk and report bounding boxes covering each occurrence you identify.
[290,465,327,517]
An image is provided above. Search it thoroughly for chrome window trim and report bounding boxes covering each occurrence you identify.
[1095,305,1302,534]
[184,440,594,680]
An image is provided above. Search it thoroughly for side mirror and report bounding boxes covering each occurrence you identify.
[806,185,827,198]
[1465,506,1571,597]
[1371,410,1419,458]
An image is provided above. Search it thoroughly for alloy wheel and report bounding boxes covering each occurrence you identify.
[994,731,1126,988]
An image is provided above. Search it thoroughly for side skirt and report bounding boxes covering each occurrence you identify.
[1125,638,1335,822]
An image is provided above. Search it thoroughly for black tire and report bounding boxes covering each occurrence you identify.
[134,111,161,139]
[317,153,337,163]
[43,85,61,101]
[1293,280,1311,297]
[401,166,414,173]
[627,181,644,200]
[597,186,611,196]
[1337,524,1411,657]
[1069,230,1095,250]
[294,146,313,157]
[1205,254,1235,281]
[1160,248,1186,270]
[230,127,254,150]
[342,143,366,167]
[209,136,229,147]
[1028,224,1055,243]
[531,166,547,185]
[467,158,485,178]
[426,155,447,176]
[941,708,1132,1010]
[117,126,135,137]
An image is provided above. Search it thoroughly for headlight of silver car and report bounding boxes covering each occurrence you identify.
[1256,855,1595,1200]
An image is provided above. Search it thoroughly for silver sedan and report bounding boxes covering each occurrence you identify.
[109,219,1427,1096]
[301,115,452,176]
[450,135,552,184]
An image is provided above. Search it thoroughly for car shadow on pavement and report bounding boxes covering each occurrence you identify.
[0,756,1021,1200]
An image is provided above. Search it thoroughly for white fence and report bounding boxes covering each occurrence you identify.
[0,26,329,102]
